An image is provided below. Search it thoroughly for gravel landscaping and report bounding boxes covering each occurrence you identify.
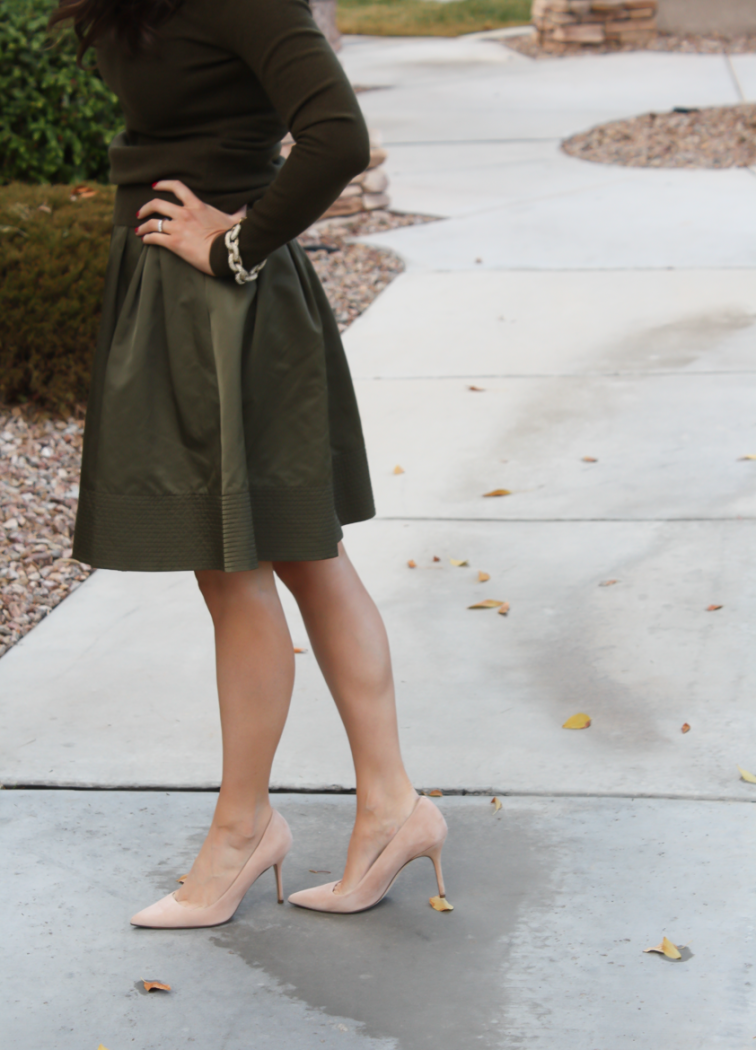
[505,30,756,58]
[562,104,756,168]
[0,210,435,658]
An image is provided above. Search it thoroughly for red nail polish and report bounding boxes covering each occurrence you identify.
[151,182,158,188]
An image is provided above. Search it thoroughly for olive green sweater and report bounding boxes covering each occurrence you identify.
[96,0,370,277]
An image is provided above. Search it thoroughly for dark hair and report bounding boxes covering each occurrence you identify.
[48,0,184,64]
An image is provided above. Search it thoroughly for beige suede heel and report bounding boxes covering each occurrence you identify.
[130,810,292,928]
[288,797,448,914]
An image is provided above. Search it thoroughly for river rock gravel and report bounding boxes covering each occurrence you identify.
[562,104,756,168]
[0,210,436,658]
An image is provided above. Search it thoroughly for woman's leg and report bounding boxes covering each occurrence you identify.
[175,565,295,908]
[273,543,418,894]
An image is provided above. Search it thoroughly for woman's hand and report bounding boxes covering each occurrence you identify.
[136,180,246,275]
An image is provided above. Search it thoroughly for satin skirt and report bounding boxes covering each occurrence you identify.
[73,227,374,571]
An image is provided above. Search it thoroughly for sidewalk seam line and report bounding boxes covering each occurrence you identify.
[2,784,754,803]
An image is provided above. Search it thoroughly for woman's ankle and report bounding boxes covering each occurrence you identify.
[210,799,273,845]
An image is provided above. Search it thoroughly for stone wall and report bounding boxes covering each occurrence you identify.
[532,0,658,48]
[280,133,390,219]
[310,0,341,50]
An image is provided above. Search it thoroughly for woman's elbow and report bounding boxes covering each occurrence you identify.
[333,124,371,181]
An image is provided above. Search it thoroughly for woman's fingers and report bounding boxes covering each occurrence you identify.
[152,179,200,207]
[136,218,174,240]
[137,198,184,221]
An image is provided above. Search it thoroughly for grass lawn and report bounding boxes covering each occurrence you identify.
[336,0,532,37]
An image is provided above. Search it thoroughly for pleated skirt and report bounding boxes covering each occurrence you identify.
[73,226,375,572]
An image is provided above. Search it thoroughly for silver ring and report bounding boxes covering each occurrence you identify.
[157,219,164,234]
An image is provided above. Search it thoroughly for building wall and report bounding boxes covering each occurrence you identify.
[657,0,756,35]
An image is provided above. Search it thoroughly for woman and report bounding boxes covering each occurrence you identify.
[50,0,447,927]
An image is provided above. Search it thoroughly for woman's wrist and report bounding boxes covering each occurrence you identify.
[209,232,234,278]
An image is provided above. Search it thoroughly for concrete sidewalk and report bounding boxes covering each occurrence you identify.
[1,33,755,1049]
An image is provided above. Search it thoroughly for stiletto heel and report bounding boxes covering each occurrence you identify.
[423,842,446,898]
[274,860,284,904]
[131,810,293,928]
[288,797,448,914]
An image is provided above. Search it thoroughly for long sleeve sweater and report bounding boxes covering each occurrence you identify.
[95,0,370,277]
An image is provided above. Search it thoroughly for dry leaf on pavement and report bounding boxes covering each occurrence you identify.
[483,489,511,497]
[392,465,405,475]
[407,559,417,568]
[563,712,591,729]
[478,571,490,582]
[738,765,756,783]
[176,873,189,883]
[293,647,308,653]
[429,895,454,912]
[497,602,510,615]
[309,869,331,874]
[143,981,171,992]
[450,558,468,567]
[599,579,619,587]
[681,723,691,733]
[491,796,502,812]
[468,599,505,609]
[706,604,723,611]
[428,789,443,797]
[468,385,486,392]
[581,456,598,462]
[738,454,756,460]
[643,937,682,960]
[432,555,440,562]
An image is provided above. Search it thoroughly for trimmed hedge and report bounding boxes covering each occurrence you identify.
[0,0,123,185]
[0,181,114,415]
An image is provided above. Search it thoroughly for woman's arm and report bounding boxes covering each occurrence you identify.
[138,0,370,275]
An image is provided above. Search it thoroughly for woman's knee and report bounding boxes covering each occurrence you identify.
[195,566,275,616]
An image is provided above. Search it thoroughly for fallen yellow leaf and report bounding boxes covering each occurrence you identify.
[681,723,691,733]
[497,601,510,616]
[468,385,486,392]
[309,869,331,874]
[706,604,723,611]
[393,465,405,475]
[407,559,417,568]
[176,873,189,883]
[738,765,756,784]
[599,579,619,587]
[491,796,502,812]
[450,558,469,567]
[563,712,591,729]
[97,1046,110,1050]
[143,981,171,992]
[483,489,511,497]
[478,571,490,582]
[468,599,505,609]
[429,895,454,912]
[293,647,308,654]
[581,456,598,463]
[738,454,756,460]
[644,937,682,960]
[427,789,443,797]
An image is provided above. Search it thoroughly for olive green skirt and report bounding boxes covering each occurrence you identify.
[73,227,375,572]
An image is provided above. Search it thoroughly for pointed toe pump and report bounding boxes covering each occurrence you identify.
[288,796,447,914]
[131,809,292,929]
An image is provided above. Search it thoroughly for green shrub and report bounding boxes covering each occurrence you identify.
[0,181,114,414]
[0,0,123,185]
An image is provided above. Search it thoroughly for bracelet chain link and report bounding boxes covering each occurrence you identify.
[224,222,266,285]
